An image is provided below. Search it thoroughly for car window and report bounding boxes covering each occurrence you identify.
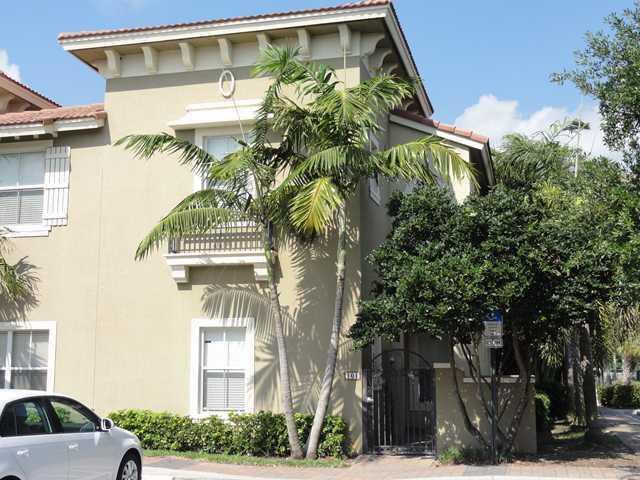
[0,400,52,437]
[50,398,98,433]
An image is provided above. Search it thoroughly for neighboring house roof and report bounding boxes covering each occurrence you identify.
[0,71,60,111]
[390,110,495,187]
[392,110,490,145]
[0,103,105,126]
[58,0,390,41]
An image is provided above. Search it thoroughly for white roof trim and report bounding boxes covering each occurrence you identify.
[390,114,486,150]
[60,4,432,116]
[0,117,105,139]
[382,12,431,116]
[59,6,388,50]
[169,99,262,130]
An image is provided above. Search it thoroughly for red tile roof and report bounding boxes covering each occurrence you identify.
[0,104,106,127]
[0,71,60,109]
[393,110,490,145]
[58,0,390,41]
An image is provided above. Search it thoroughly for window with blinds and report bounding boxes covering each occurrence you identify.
[201,327,246,412]
[0,330,49,390]
[0,152,45,225]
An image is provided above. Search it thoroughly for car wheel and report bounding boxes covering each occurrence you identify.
[117,452,141,480]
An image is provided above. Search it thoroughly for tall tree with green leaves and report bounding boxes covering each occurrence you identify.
[117,124,307,457]
[552,3,640,161]
[254,46,473,458]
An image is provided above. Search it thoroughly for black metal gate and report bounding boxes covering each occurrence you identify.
[364,349,436,455]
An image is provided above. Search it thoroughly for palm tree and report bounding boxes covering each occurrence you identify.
[116,127,306,458]
[0,231,38,314]
[599,303,640,384]
[254,46,475,458]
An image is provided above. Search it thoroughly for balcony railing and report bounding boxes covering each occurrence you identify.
[168,222,262,254]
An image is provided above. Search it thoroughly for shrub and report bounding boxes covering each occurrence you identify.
[535,392,552,437]
[599,382,640,409]
[438,446,462,464]
[536,381,571,419]
[108,409,348,458]
[437,446,489,465]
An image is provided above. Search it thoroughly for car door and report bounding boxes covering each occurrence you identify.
[0,398,68,480]
[46,397,117,480]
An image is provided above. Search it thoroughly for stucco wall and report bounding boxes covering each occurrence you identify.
[4,60,366,450]
[436,368,537,454]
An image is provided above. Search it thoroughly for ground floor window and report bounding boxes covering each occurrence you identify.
[0,322,56,391]
[190,318,254,417]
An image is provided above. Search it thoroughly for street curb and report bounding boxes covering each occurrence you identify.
[143,470,621,480]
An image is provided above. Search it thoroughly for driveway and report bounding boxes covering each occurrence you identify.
[598,407,640,453]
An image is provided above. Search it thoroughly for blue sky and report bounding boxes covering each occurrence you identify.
[0,0,631,155]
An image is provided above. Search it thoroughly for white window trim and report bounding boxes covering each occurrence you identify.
[3,224,51,238]
[0,321,57,392]
[190,317,255,419]
[0,140,53,155]
[0,141,53,238]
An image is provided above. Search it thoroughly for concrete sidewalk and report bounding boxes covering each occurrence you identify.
[142,456,640,480]
[598,407,640,453]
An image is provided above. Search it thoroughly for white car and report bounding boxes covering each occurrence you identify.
[0,390,142,480]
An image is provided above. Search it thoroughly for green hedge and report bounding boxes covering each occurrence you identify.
[535,392,552,437]
[536,381,571,419]
[599,382,640,409]
[108,410,348,458]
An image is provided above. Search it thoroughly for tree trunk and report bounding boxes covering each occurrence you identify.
[306,205,348,459]
[622,354,633,384]
[449,338,489,450]
[580,324,598,429]
[262,223,304,458]
[504,336,533,454]
[565,340,576,416]
[570,328,585,425]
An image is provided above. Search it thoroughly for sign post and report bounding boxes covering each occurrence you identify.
[483,311,503,465]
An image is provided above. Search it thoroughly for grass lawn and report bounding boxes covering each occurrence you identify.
[542,421,626,454]
[144,449,348,468]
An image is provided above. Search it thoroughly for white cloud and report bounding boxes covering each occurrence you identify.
[454,94,617,159]
[0,50,20,82]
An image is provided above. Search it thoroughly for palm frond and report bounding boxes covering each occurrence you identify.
[353,74,416,112]
[136,207,245,260]
[116,133,214,177]
[378,136,476,186]
[289,177,343,235]
[302,145,369,175]
[0,258,31,302]
[171,188,244,211]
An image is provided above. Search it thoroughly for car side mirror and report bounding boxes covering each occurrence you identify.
[100,418,114,432]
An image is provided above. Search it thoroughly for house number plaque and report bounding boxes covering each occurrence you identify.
[344,371,361,381]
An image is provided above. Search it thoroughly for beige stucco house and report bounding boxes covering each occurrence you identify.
[0,0,535,455]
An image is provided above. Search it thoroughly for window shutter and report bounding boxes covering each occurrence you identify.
[43,146,71,226]
[226,371,246,411]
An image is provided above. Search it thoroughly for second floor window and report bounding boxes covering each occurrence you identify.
[202,136,239,190]
[0,151,45,226]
